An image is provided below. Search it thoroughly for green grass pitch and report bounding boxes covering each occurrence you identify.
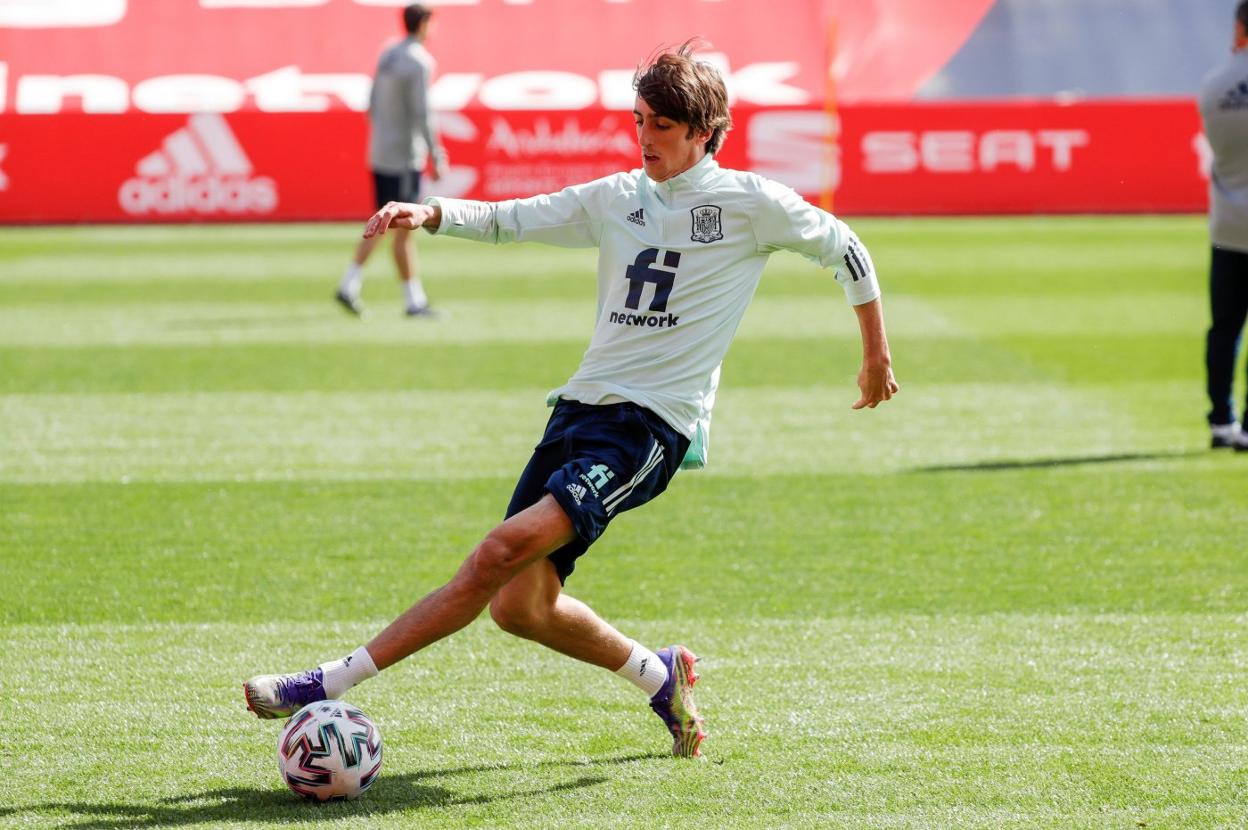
[1,216,1244,829]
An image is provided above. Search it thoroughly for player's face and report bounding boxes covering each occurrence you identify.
[634,98,712,183]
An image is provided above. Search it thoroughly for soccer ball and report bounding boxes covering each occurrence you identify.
[276,700,383,801]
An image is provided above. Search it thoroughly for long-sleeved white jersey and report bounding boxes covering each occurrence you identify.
[426,154,880,464]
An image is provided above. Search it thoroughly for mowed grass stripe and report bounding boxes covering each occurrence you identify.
[0,217,1207,299]
[0,293,959,347]
[0,271,592,305]
[0,325,1206,395]
[0,381,1214,484]
[0,225,598,282]
[4,464,1242,625]
[3,617,1244,828]
[0,291,1205,350]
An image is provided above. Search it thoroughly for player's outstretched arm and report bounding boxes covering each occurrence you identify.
[363,201,442,239]
[851,297,899,410]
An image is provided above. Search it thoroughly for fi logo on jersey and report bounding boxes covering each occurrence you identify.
[690,205,723,243]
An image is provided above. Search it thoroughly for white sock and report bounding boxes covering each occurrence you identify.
[339,264,363,298]
[319,646,379,699]
[402,279,429,310]
[614,641,668,698]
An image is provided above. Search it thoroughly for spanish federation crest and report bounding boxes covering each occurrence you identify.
[690,204,723,243]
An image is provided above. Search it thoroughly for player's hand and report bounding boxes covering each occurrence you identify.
[363,201,436,238]
[429,159,447,182]
[851,360,898,410]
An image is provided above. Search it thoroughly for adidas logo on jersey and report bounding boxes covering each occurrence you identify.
[1220,80,1248,111]
[626,208,646,226]
[118,113,278,216]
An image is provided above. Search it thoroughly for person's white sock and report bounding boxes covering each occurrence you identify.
[402,279,429,311]
[614,641,668,697]
[319,646,379,699]
[339,264,363,298]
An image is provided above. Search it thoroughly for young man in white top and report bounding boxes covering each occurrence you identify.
[336,3,448,319]
[247,41,898,759]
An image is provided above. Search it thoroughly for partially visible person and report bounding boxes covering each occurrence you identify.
[1199,0,1248,449]
[337,2,448,318]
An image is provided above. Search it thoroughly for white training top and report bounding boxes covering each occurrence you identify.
[426,154,880,451]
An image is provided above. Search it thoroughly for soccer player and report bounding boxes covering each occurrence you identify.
[336,3,448,318]
[1200,0,1248,450]
[246,41,898,759]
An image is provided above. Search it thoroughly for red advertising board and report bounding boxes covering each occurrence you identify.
[832,101,1208,215]
[0,100,1208,223]
[0,0,1001,113]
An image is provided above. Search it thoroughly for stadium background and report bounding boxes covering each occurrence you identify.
[5,2,1247,825]
[0,0,1224,223]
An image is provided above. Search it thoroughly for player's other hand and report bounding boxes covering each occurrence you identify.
[363,201,437,238]
[852,360,898,410]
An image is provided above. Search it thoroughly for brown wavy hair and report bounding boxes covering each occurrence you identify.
[633,39,733,156]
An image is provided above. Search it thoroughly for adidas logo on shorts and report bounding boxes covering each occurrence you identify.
[566,483,588,505]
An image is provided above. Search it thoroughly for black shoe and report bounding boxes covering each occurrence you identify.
[335,289,366,317]
[405,304,442,319]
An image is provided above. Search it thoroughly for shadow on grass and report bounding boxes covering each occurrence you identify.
[3,753,660,829]
[910,450,1200,473]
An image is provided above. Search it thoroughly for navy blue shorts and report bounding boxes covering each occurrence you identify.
[372,170,422,209]
[505,399,690,583]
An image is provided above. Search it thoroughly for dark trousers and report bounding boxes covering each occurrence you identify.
[1207,245,1248,425]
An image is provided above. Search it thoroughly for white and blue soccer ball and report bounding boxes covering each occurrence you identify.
[276,700,383,801]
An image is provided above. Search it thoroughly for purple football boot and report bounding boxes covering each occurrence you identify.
[649,645,706,758]
[243,668,327,719]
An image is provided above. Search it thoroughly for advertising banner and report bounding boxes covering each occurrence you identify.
[0,100,1207,224]
[832,100,1208,215]
[0,0,831,114]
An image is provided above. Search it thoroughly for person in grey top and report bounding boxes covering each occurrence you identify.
[1199,0,1248,449]
[336,3,448,318]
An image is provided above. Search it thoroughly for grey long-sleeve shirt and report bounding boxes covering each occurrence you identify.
[1200,49,1248,253]
[368,36,445,174]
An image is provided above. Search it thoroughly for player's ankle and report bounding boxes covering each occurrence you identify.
[614,640,668,697]
[319,646,379,698]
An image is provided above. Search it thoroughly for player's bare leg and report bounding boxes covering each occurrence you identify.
[365,495,576,668]
[489,557,632,669]
[336,236,378,316]
[245,495,576,717]
[244,495,704,755]
[489,538,706,758]
[389,227,436,317]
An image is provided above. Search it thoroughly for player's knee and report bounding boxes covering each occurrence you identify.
[488,593,547,639]
[466,531,526,591]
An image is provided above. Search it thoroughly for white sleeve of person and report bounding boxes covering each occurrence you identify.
[752,179,881,306]
[424,175,628,249]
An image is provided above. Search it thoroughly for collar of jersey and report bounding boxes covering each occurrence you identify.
[647,154,719,201]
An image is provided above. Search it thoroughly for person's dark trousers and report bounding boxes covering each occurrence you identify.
[1207,245,1248,425]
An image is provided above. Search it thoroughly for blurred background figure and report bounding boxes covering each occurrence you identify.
[1199,0,1248,449]
[336,2,448,319]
